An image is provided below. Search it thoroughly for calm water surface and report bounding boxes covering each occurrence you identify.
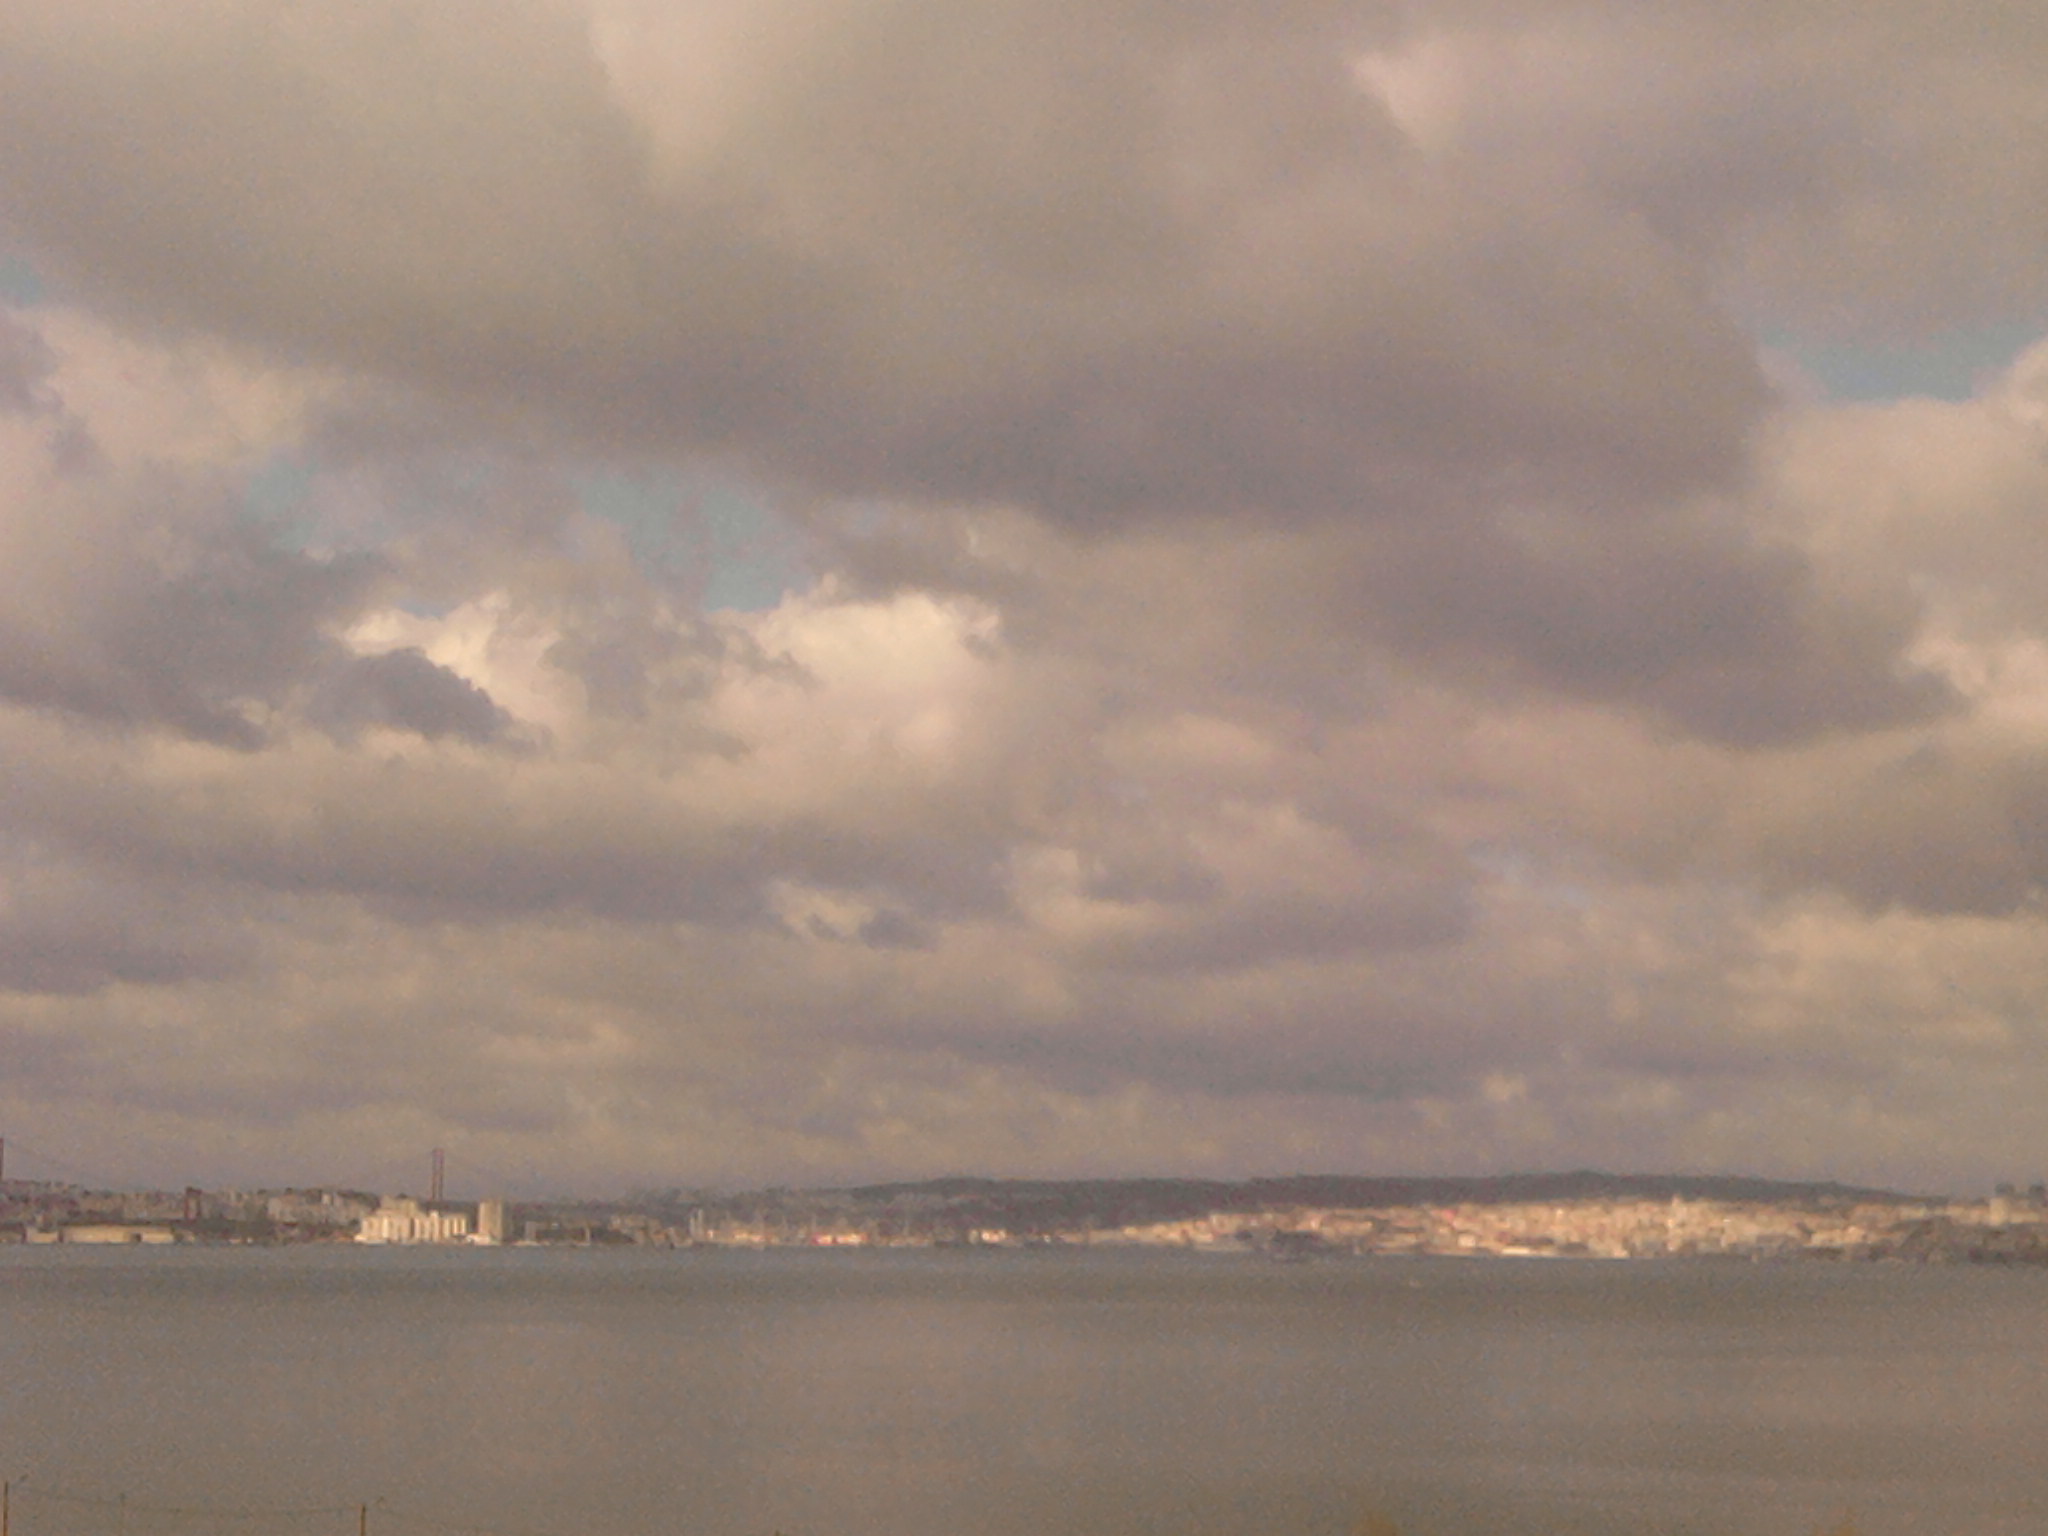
[0,1246,2041,1536]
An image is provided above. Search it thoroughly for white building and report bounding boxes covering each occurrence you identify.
[473,1197,510,1245]
[356,1196,472,1244]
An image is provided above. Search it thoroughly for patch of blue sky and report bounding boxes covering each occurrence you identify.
[573,465,808,611]
[0,251,45,306]
[244,445,806,616]
[244,450,318,532]
[1761,320,2043,403]
[240,448,455,617]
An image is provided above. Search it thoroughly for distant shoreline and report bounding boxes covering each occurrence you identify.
[15,1169,2048,1261]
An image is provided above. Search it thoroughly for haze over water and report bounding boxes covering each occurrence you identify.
[1,1247,2042,1536]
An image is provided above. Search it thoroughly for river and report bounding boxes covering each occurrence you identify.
[0,1245,2040,1536]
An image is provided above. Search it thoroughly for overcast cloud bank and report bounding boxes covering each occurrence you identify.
[2,0,2047,1193]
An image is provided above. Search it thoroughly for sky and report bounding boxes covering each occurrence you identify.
[3,2,2048,1198]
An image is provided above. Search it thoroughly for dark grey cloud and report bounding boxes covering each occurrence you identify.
[0,847,257,995]
[310,647,512,743]
[0,0,1936,767]
[1092,879,1471,974]
[1352,500,1956,746]
[819,493,1950,751]
[0,492,380,747]
[0,0,1762,526]
[0,309,55,415]
[1,720,1013,933]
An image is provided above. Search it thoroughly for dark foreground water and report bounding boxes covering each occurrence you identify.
[1,1246,2042,1536]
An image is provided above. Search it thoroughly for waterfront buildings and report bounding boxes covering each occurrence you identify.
[356,1196,473,1244]
[352,1194,513,1244]
[24,1223,179,1244]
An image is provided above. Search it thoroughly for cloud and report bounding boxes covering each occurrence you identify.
[0,0,1925,751]
[0,309,54,415]
[0,846,257,995]
[5,1,2048,1193]
[0,0,1762,522]
[0,310,376,746]
[310,647,514,744]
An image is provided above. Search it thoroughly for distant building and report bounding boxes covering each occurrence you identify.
[267,1189,378,1227]
[38,1224,179,1245]
[474,1198,510,1245]
[356,1196,472,1245]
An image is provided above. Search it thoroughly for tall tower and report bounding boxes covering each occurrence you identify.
[430,1147,446,1204]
